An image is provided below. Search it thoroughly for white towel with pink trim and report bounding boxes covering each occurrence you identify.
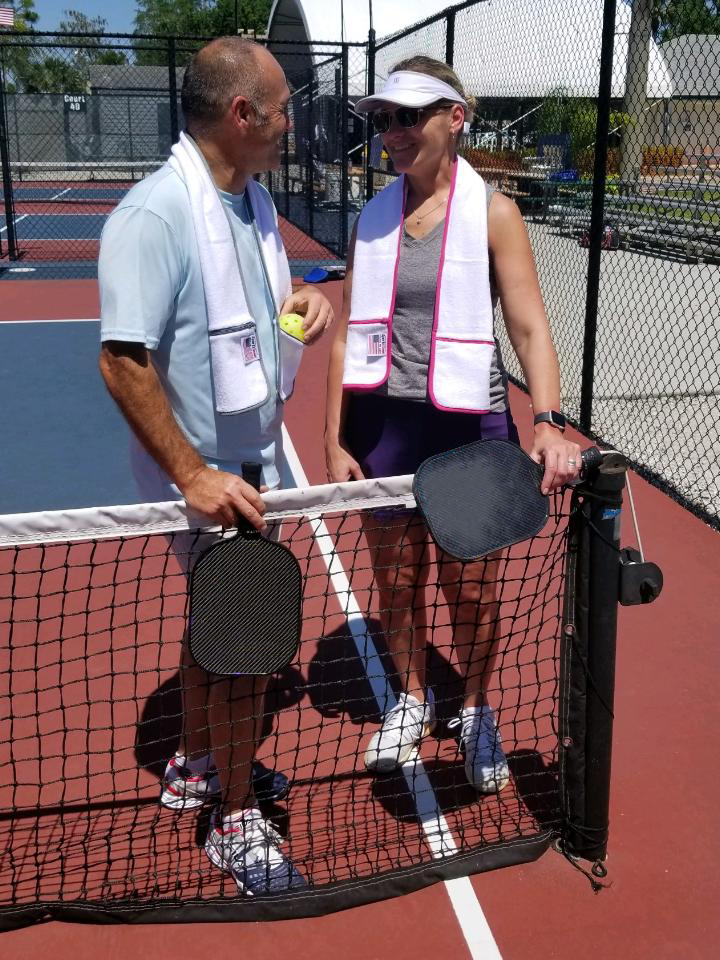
[169,132,294,414]
[343,156,494,413]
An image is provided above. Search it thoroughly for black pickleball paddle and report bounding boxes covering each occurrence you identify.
[188,463,302,676]
[412,439,550,561]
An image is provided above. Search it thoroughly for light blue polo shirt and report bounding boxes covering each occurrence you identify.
[99,164,287,491]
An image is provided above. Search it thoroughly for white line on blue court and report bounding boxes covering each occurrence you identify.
[281,424,503,960]
[0,213,28,234]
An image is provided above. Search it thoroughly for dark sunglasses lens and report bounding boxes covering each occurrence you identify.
[372,112,390,133]
[396,107,421,128]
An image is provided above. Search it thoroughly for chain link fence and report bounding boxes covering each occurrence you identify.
[0,1,718,528]
[0,30,348,272]
[365,0,719,529]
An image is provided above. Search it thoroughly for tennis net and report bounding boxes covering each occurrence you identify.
[0,473,601,927]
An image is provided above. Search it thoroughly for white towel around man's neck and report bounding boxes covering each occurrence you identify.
[169,132,259,333]
[167,133,294,414]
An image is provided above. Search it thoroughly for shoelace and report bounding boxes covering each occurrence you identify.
[380,698,426,737]
[448,712,500,756]
[228,818,284,868]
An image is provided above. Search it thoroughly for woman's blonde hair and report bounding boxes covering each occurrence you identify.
[389,55,476,122]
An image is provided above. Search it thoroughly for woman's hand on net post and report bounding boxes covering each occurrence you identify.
[325,439,365,483]
[530,425,582,494]
[180,465,268,531]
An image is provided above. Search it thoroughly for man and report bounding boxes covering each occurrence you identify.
[98,37,333,895]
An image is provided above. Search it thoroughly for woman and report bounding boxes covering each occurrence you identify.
[325,57,581,792]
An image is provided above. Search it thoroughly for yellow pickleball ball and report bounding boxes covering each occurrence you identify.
[279,312,306,343]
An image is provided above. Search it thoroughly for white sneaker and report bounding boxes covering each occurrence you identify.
[205,808,306,895]
[364,691,436,773]
[450,706,510,793]
[160,754,290,811]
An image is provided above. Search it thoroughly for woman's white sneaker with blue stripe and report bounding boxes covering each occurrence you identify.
[364,690,436,772]
[450,706,510,793]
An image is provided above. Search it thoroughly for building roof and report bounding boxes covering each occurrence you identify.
[660,35,720,98]
[88,64,186,92]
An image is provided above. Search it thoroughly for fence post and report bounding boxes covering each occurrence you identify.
[340,43,349,256]
[560,451,626,867]
[284,125,290,219]
[0,48,18,260]
[579,0,616,434]
[168,36,179,145]
[365,27,376,203]
[306,69,314,243]
[446,10,456,67]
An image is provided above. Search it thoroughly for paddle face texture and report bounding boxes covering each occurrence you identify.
[413,440,549,560]
[189,532,302,676]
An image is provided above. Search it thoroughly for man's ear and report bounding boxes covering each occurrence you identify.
[230,95,252,130]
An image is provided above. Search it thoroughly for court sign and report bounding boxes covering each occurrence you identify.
[64,94,87,114]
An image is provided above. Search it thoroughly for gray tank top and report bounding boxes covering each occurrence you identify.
[377,185,509,412]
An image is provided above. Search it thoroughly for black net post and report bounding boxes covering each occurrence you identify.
[0,47,18,260]
[445,9,455,67]
[365,27,375,204]
[579,0,616,434]
[340,42,349,255]
[168,36,179,145]
[561,451,627,866]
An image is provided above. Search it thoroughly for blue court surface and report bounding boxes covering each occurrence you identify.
[0,320,138,513]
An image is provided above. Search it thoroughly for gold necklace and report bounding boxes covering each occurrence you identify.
[410,195,448,226]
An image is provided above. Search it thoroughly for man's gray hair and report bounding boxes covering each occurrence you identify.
[181,36,268,132]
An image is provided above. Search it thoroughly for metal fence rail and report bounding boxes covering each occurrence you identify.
[0,1,718,529]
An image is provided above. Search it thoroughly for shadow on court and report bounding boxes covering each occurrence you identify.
[134,666,306,780]
[305,619,394,726]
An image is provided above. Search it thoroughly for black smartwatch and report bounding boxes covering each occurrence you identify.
[533,410,566,432]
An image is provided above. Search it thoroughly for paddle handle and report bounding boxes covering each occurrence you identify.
[241,461,263,492]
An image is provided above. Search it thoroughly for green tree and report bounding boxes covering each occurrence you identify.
[0,0,40,92]
[652,0,720,40]
[133,0,272,65]
[134,0,272,37]
[537,89,629,167]
[56,10,127,70]
[1,4,127,93]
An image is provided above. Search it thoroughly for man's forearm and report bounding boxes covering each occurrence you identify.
[99,342,205,490]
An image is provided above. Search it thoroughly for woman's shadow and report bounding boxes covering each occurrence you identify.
[306,623,560,831]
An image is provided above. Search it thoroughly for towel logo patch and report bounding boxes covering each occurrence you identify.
[367,331,387,358]
[241,334,260,364]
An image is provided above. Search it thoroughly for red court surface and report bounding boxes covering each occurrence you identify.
[1,278,719,959]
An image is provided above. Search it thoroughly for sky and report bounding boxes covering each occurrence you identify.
[33,0,137,34]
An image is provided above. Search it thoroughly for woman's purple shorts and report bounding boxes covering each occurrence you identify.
[345,393,520,479]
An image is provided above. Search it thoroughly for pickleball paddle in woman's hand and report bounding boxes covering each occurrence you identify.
[188,462,302,676]
[413,440,549,561]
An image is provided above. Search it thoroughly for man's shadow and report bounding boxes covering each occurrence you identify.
[134,665,305,779]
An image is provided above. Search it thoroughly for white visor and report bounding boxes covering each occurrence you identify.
[355,70,468,113]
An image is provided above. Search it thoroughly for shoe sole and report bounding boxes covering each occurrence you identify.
[365,721,435,773]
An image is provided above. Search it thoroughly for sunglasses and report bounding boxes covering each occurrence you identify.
[371,106,431,134]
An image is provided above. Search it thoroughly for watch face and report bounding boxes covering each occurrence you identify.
[551,412,566,428]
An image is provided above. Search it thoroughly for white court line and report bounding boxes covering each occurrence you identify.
[281,425,503,960]
[50,187,72,200]
[0,213,28,234]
